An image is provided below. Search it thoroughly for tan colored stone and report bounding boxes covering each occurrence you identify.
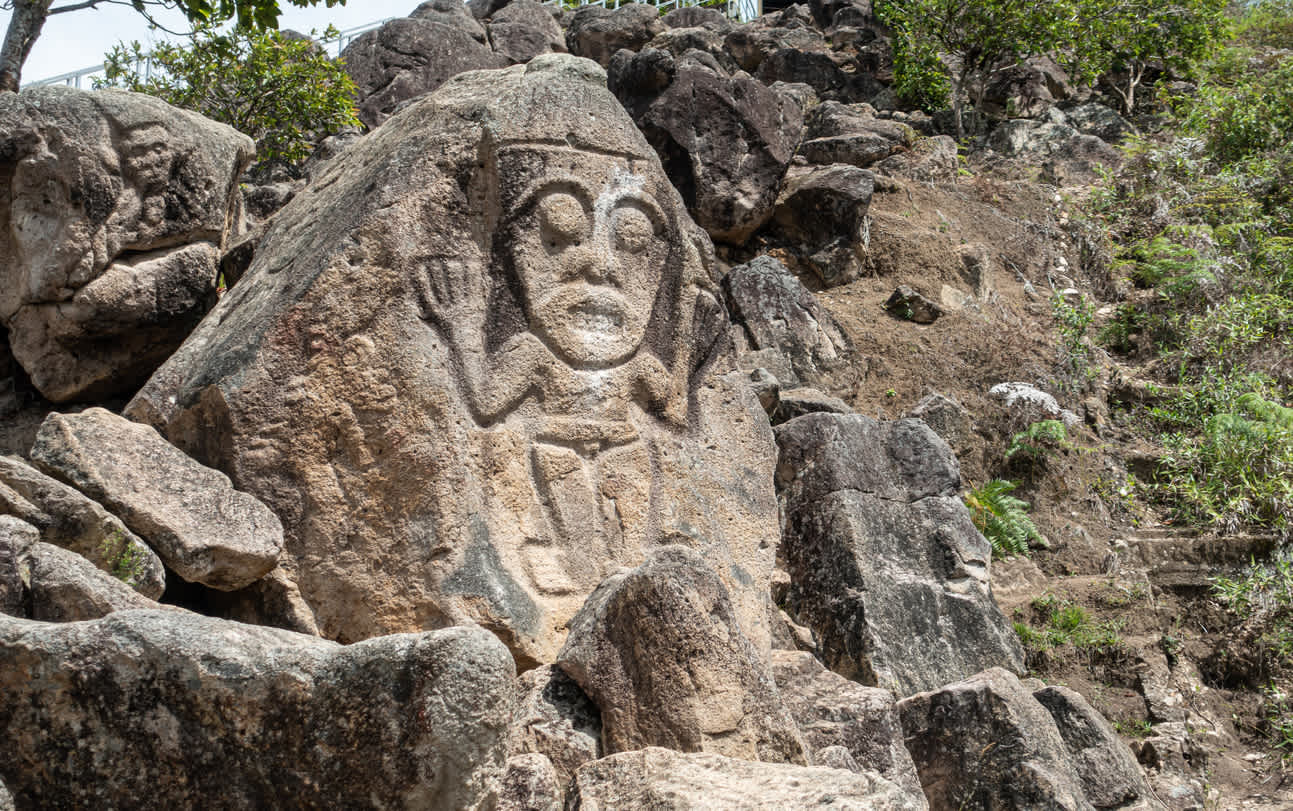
[568,747,926,810]
[126,55,779,663]
[557,546,806,764]
[0,86,252,402]
[29,409,282,591]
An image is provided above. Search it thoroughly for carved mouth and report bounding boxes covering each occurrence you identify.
[570,298,625,334]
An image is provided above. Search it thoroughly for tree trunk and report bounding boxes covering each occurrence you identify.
[0,0,54,92]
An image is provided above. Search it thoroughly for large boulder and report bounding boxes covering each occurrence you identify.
[770,650,926,803]
[898,668,1100,810]
[722,255,850,385]
[125,55,780,663]
[565,4,665,67]
[775,413,1025,695]
[410,0,489,42]
[342,17,507,129]
[609,49,802,246]
[0,86,252,402]
[0,611,515,808]
[29,409,283,592]
[488,0,565,65]
[768,164,875,287]
[568,747,925,810]
[0,454,165,598]
[1034,685,1158,810]
[800,101,915,169]
[557,546,806,764]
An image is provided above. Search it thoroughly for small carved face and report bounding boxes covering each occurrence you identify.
[121,126,172,192]
[510,168,669,369]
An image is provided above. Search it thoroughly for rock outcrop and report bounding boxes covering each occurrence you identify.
[0,611,515,809]
[488,0,566,64]
[768,164,875,287]
[776,413,1025,695]
[18,541,161,621]
[126,55,780,663]
[0,86,252,402]
[565,4,665,67]
[29,409,283,591]
[557,546,806,763]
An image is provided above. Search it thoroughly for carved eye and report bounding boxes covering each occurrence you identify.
[537,193,589,249]
[612,205,656,253]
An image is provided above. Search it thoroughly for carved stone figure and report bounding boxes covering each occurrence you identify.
[0,86,253,402]
[128,55,779,665]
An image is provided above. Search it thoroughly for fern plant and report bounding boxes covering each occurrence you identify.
[964,479,1045,559]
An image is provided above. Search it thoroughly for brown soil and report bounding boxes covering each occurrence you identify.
[794,165,1293,809]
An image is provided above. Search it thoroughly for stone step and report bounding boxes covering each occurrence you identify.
[1121,531,1279,591]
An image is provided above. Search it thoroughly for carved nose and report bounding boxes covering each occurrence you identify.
[568,244,611,284]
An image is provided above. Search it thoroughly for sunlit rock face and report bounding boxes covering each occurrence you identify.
[0,86,252,402]
[127,55,779,665]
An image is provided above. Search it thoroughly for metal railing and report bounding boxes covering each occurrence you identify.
[24,0,758,89]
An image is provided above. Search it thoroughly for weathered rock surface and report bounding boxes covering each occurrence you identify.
[722,255,849,386]
[662,6,733,33]
[1034,685,1159,810]
[0,454,164,598]
[126,55,779,662]
[776,413,1025,695]
[898,668,1099,811]
[800,102,915,169]
[410,0,489,42]
[565,4,664,67]
[497,753,564,811]
[0,86,252,402]
[0,611,514,809]
[29,409,283,591]
[980,56,1075,120]
[0,516,37,616]
[770,649,926,803]
[568,747,926,810]
[609,48,802,245]
[769,164,874,287]
[508,664,602,786]
[488,0,565,64]
[22,541,161,621]
[771,387,853,425]
[557,545,806,763]
[990,381,1083,430]
[342,17,507,129]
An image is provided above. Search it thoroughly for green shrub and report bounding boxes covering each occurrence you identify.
[964,479,1044,558]
[98,24,360,179]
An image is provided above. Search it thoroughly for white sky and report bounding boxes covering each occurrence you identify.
[5,0,422,84]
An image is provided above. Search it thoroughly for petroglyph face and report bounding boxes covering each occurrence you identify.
[506,157,669,370]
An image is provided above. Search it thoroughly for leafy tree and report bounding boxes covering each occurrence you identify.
[97,24,359,178]
[1065,0,1227,115]
[876,0,1070,139]
[0,0,344,92]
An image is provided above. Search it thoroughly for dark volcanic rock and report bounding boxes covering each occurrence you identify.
[565,4,665,67]
[775,413,1025,695]
[610,50,802,245]
[898,668,1097,810]
[722,255,850,384]
[0,611,515,809]
[488,0,566,65]
[769,164,874,287]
